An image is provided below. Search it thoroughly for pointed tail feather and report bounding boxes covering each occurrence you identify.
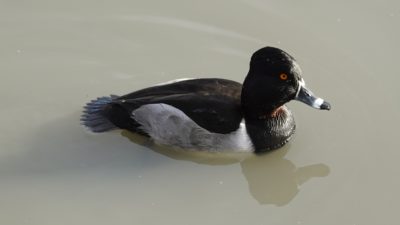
[81,95,118,132]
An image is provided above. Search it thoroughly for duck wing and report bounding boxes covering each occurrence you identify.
[104,78,243,134]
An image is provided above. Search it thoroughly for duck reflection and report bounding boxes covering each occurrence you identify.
[122,131,330,206]
[241,147,330,206]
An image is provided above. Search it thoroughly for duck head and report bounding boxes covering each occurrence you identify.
[241,47,330,119]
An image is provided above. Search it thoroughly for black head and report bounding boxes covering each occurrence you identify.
[241,47,330,119]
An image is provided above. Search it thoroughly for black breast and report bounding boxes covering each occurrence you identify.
[245,107,296,153]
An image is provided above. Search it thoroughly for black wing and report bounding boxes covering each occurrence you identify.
[103,78,243,134]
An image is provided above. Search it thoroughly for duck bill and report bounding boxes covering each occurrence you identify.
[295,81,331,110]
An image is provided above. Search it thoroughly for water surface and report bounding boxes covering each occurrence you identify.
[1,1,399,224]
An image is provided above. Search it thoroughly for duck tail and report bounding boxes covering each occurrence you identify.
[81,95,119,132]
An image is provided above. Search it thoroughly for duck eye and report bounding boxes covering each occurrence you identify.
[279,73,288,80]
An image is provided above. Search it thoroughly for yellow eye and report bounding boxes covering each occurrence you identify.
[279,73,288,80]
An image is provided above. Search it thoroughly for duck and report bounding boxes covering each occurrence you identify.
[81,47,330,153]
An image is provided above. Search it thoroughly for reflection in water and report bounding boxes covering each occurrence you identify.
[241,148,330,206]
[122,131,330,206]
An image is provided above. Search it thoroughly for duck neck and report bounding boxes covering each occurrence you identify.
[243,106,296,153]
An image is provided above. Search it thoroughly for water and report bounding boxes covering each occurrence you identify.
[1,0,399,224]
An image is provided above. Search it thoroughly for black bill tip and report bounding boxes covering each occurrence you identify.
[320,101,331,110]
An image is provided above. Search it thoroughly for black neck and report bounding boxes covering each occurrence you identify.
[244,106,296,153]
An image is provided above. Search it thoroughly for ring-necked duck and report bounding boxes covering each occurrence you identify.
[81,47,330,153]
